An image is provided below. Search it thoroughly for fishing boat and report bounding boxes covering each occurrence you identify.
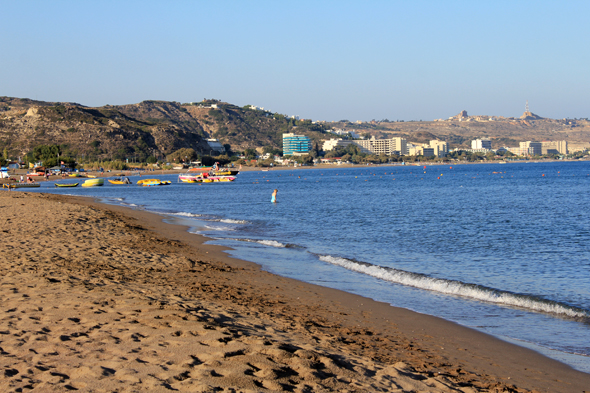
[81,178,104,187]
[55,183,79,188]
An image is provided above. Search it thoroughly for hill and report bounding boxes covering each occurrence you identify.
[0,97,329,162]
[327,110,590,151]
[2,97,589,163]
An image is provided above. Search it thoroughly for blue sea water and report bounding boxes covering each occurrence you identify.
[22,161,590,373]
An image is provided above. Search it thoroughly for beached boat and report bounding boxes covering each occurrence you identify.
[3,183,41,189]
[55,183,79,188]
[81,179,104,187]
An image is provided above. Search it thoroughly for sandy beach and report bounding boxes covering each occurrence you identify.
[1,191,589,392]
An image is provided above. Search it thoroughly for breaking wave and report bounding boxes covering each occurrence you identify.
[201,225,235,232]
[226,238,299,248]
[169,211,203,218]
[318,255,589,319]
[210,218,249,224]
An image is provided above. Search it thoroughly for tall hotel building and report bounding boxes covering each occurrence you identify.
[283,133,312,155]
[353,137,408,155]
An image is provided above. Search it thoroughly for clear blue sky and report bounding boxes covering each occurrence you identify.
[1,1,588,121]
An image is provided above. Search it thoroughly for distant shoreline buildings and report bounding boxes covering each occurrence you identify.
[461,138,568,156]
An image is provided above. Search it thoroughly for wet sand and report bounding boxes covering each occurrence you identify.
[1,191,589,392]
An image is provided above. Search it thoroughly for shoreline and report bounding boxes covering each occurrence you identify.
[2,191,590,392]
[1,157,588,185]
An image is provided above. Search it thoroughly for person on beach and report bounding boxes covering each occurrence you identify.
[271,189,278,203]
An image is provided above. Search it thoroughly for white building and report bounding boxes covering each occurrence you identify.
[471,139,492,150]
[429,140,448,157]
[519,141,542,156]
[353,136,407,155]
[331,129,362,139]
[541,140,568,155]
[322,139,354,151]
[408,145,435,157]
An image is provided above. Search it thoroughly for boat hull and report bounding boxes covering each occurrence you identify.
[3,183,40,189]
[55,183,79,188]
[81,179,104,187]
[179,174,236,183]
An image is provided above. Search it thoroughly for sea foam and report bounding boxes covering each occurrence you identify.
[169,211,202,218]
[318,255,588,318]
[226,238,295,248]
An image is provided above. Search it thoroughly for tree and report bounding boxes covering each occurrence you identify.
[166,148,197,163]
[26,145,61,167]
[258,158,276,167]
[223,144,234,156]
[485,151,496,160]
[244,148,257,159]
[263,146,281,155]
[324,149,341,158]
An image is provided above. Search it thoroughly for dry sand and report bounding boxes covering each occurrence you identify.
[1,191,589,392]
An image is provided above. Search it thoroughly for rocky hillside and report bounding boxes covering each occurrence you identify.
[183,101,328,152]
[0,97,214,162]
[0,97,328,162]
[329,112,590,151]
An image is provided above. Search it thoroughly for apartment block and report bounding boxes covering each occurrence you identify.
[541,140,568,155]
[471,139,492,150]
[283,133,312,155]
[353,137,407,155]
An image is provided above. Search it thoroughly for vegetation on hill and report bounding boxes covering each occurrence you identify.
[0,97,331,166]
[182,101,328,152]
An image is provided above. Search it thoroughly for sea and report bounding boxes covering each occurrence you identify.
[22,161,590,373]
